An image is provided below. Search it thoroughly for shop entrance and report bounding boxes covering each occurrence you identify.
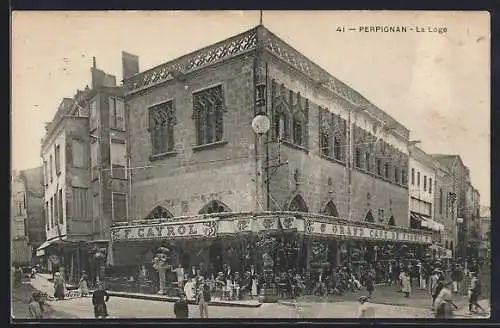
[209,239,223,273]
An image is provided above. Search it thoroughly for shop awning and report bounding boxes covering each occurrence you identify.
[35,236,69,256]
[411,212,444,232]
[410,212,423,222]
[421,216,444,232]
[110,212,433,245]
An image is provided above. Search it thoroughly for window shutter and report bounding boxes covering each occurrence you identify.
[116,99,125,130]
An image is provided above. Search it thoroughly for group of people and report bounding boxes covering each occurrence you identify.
[178,264,260,302]
[52,269,110,318]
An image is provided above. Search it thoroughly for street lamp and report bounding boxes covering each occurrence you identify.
[251,113,270,136]
[251,112,271,213]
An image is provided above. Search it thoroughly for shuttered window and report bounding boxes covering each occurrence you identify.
[110,140,127,179]
[110,97,125,130]
[72,187,89,220]
[58,189,64,224]
[112,193,127,222]
[72,139,87,168]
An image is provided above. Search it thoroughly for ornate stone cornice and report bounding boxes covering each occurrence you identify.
[124,25,371,110]
[124,26,409,139]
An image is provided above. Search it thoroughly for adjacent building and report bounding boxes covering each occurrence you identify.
[479,206,491,259]
[19,166,46,264]
[37,59,128,283]
[432,154,477,259]
[433,161,457,258]
[108,25,433,293]
[467,185,481,258]
[11,171,32,266]
[408,146,445,258]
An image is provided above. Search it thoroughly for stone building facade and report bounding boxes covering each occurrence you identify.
[433,161,458,256]
[432,154,476,259]
[109,25,427,280]
[11,170,32,266]
[38,60,127,283]
[19,166,46,262]
[125,26,410,228]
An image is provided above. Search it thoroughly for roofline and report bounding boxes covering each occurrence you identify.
[41,115,89,153]
[123,25,259,83]
[124,24,409,137]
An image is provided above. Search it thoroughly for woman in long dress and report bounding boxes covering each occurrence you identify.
[184,278,196,301]
[79,271,89,297]
[401,271,411,298]
[53,272,66,300]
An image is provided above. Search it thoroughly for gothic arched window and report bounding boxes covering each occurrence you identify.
[149,100,176,155]
[292,111,306,147]
[193,85,225,146]
[365,210,375,223]
[288,195,309,213]
[387,215,395,226]
[274,103,290,141]
[145,206,174,220]
[323,201,339,218]
[199,200,231,214]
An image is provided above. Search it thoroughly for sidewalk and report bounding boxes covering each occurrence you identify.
[33,274,261,308]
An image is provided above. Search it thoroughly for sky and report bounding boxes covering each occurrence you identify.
[11,11,490,206]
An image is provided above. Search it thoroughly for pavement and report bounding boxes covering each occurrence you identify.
[21,275,489,319]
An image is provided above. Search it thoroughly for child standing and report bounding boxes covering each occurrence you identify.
[174,291,189,318]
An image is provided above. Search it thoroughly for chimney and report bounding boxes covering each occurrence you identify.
[122,51,139,80]
[93,56,97,68]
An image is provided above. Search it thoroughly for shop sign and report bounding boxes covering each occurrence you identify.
[110,220,218,242]
[308,220,432,244]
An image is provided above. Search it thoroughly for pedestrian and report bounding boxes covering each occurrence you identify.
[358,296,375,318]
[429,269,438,310]
[174,291,189,318]
[196,278,210,318]
[92,282,110,318]
[184,277,196,301]
[468,272,486,314]
[28,291,44,319]
[138,265,148,294]
[365,270,374,299]
[418,262,426,290]
[175,264,185,289]
[431,270,444,311]
[249,264,259,299]
[53,272,65,300]
[434,281,458,318]
[79,271,89,297]
[400,270,411,298]
[451,265,461,294]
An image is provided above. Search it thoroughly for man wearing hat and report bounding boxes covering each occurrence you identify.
[196,277,210,318]
[92,282,110,318]
[79,271,89,297]
[174,290,189,318]
[468,272,486,314]
[358,296,375,318]
[451,264,461,294]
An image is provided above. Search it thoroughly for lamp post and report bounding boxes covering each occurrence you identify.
[252,113,271,211]
[456,216,463,259]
